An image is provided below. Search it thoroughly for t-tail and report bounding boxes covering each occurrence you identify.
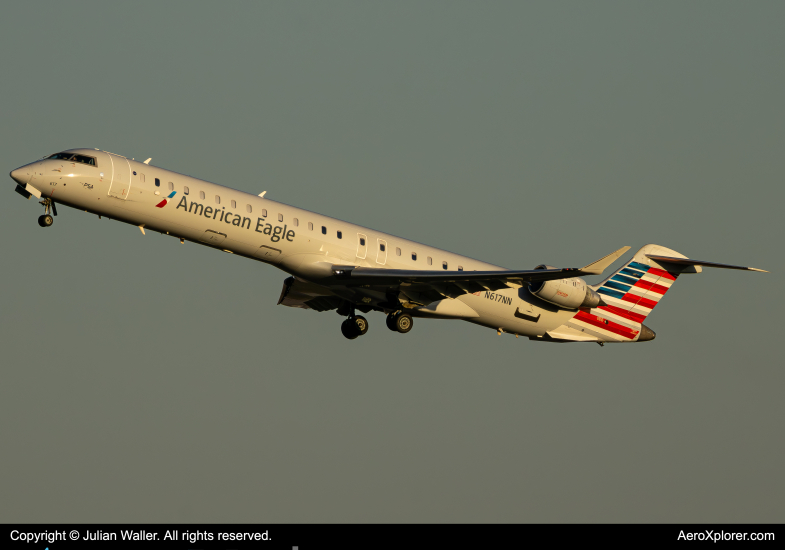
[558,244,767,344]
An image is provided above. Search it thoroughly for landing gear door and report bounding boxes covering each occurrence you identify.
[107,155,132,199]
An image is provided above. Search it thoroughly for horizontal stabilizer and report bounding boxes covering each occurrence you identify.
[580,246,631,275]
[645,255,768,273]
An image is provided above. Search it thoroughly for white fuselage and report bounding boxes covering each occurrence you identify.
[10,148,613,341]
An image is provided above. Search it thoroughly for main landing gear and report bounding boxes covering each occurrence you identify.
[386,311,413,334]
[37,198,57,228]
[338,301,369,340]
[341,315,368,340]
[338,304,414,340]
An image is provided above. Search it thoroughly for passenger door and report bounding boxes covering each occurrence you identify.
[107,155,132,199]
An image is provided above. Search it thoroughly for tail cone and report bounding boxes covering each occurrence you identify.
[639,324,656,342]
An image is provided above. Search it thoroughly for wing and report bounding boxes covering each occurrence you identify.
[326,246,630,305]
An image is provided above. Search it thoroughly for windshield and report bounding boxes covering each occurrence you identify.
[47,152,96,166]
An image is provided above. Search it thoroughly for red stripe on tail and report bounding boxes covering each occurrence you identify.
[647,267,678,280]
[621,293,658,310]
[574,311,639,340]
[633,280,669,295]
[597,305,647,323]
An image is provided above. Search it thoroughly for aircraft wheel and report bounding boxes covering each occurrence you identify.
[354,315,369,336]
[341,318,360,339]
[395,312,413,334]
[38,214,54,227]
[386,312,399,331]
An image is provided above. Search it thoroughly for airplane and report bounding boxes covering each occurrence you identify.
[9,148,767,343]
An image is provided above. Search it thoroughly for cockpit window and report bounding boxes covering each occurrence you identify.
[47,152,96,166]
[48,152,74,160]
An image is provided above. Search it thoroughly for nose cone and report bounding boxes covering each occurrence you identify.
[639,324,656,342]
[10,167,28,185]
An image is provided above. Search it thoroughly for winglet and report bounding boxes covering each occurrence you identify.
[580,246,631,275]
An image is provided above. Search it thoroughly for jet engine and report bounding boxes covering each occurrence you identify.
[528,265,604,309]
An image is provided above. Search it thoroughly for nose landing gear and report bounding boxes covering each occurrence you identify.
[37,198,57,228]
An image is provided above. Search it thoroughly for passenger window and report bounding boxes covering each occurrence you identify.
[184,186,190,195]
[443,261,448,270]
[230,200,236,208]
[412,252,417,261]
[199,191,205,199]
[396,247,401,256]
[168,182,174,191]
[337,231,342,239]
[360,237,365,246]
[427,257,433,266]
[278,213,283,222]
[293,218,299,226]
[155,178,160,187]
[308,222,314,230]
[262,209,267,217]
[215,195,221,204]
[139,173,145,182]
[380,243,386,252]
[246,204,252,213]
[321,226,327,235]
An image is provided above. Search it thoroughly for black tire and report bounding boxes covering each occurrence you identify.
[341,319,359,339]
[395,313,413,333]
[386,313,398,331]
[38,214,54,227]
[354,315,369,336]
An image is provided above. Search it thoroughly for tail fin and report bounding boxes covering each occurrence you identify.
[552,244,766,344]
[591,244,690,324]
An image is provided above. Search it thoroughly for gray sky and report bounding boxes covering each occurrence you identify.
[1,1,783,522]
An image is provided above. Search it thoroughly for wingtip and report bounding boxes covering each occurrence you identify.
[748,267,768,273]
[579,245,632,275]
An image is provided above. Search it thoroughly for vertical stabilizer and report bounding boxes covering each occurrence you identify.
[591,244,694,324]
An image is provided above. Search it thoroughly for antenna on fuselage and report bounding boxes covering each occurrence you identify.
[143,158,152,164]
[258,191,266,197]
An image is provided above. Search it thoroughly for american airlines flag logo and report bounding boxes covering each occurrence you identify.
[155,191,177,208]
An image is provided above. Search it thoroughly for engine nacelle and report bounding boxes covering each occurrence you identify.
[528,265,604,309]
